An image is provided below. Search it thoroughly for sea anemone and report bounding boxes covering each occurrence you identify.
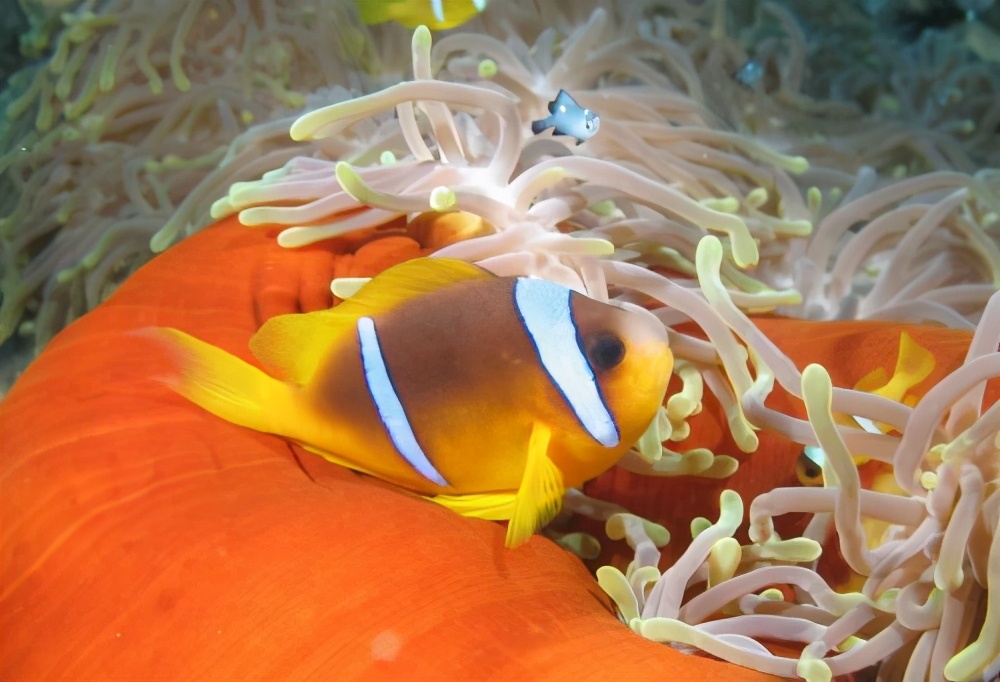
[0,0,377,353]
[199,6,999,679]
[2,1,998,680]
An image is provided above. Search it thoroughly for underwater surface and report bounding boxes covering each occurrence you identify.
[1,1,999,680]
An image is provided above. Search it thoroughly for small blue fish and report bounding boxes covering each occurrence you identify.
[735,58,764,89]
[531,90,600,145]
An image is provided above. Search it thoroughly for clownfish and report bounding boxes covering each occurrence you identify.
[144,258,673,547]
[795,331,936,488]
[801,332,939,594]
[795,415,885,487]
[355,0,488,30]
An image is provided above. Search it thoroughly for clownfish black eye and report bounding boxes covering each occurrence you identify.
[588,332,626,372]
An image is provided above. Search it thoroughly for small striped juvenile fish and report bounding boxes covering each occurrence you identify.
[355,0,488,30]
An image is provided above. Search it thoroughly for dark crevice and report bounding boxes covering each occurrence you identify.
[286,442,317,484]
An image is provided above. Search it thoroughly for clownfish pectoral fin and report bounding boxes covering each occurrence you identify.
[430,423,565,548]
[507,422,564,548]
[250,257,492,384]
[141,327,301,437]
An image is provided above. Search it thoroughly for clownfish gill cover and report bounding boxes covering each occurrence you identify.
[1,2,999,681]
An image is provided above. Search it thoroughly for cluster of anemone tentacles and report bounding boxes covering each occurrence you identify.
[2,0,998,376]
[2,2,999,679]
[209,8,999,681]
[0,0,377,359]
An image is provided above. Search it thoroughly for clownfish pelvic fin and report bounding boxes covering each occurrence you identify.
[432,422,564,548]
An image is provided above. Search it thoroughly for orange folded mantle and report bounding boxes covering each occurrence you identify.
[2,216,990,681]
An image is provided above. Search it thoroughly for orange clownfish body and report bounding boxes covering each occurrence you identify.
[355,0,488,30]
[145,258,673,547]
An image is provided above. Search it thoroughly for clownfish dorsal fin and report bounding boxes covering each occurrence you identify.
[849,332,935,436]
[871,332,936,403]
[852,332,936,401]
[336,257,493,318]
[250,257,491,384]
[506,422,564,548]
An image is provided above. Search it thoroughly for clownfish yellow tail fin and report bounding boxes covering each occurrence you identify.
[141,327,300,437]
[506,422,564,548]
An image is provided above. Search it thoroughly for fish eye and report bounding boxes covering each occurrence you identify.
[585,121,592,129]
[795,447,824,487]
[588,332,626,372]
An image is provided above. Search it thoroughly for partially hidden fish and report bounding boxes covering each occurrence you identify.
[144,258,673,547]
[795,331,936,488]
[531,90,601,145]
[355,0,487,30]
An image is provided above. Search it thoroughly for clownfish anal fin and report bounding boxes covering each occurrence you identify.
[506,422,564,548]
[431,492,516,519]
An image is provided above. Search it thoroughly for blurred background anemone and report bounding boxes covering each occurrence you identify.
[0,0,998,393]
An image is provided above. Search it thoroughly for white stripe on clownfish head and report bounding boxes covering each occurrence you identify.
[357,316,449,487]
[804,416,883,467]
[428,0,487,25]
[513,277,620,448]
[431,0,445,22]
[853,415,884,435]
